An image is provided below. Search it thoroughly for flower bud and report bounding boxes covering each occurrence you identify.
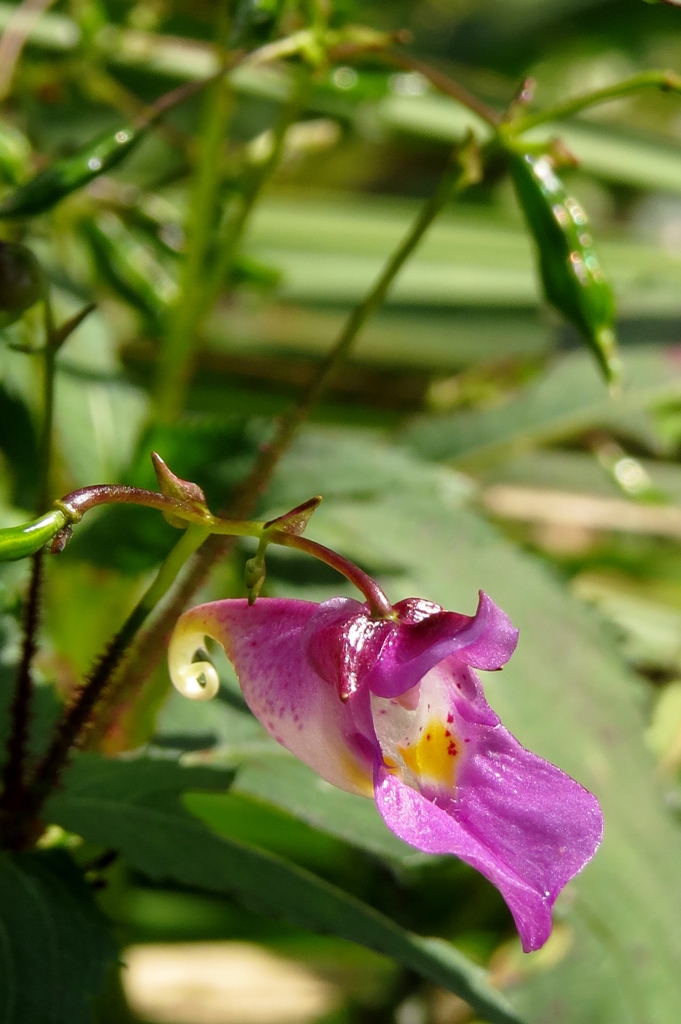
[0,241,44,329]
[245,556,267,605]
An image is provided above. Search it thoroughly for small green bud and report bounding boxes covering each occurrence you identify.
[264,496,322,537]
[151,451,210,528]
[245,555,267,605]
[0,241,44,329]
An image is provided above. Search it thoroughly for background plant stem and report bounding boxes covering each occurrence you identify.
[155,0,233,423]
[22,524,208,814]
[84,138,481,742]
[0,294,56,833]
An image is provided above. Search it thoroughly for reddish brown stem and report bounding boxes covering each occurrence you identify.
[273,532,394,618]
[381,51,501,128]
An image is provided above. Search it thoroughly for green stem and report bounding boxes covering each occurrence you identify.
[21,136,480,784]
[231,136,481,505]
[506,69,681,135]
[86,136,482,733]
[203,73,306,311]
[37,292,57,513]
[155,1,233,423]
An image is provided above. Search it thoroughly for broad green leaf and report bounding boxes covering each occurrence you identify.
[45,755,524,1024]
[0,849,116,1024]
[287,437,681,1023]
[404,346,681,467]
[233,758,423,864]
[184,789,356,877]
[158,691,420,864]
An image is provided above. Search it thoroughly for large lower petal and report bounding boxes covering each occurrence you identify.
[168,599,374,796]
[371,663,603,952]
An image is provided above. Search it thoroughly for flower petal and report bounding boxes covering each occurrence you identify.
[371,662,602,952]
[168,599,374,796]
[304,597,395,700]
[367,592,519,699]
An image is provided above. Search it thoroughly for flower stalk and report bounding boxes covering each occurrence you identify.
[504,69,681,135]
[79,133,483,740]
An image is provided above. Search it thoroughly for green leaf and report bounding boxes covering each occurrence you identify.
[403,346,681,467]
[289,435,681,1023]
[45,755,524,1024]
[233,758,423,865]
[0,849,116,1024]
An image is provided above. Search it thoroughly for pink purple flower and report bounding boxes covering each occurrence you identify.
[168,591,603,952]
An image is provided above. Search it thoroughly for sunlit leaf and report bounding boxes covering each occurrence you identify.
[46,755,525,1024]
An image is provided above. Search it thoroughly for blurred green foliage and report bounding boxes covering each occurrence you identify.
[4,1,681,1023]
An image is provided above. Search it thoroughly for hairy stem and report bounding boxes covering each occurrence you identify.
[23,526,208,817]
[0,551,43,827]
[0,293,57,837]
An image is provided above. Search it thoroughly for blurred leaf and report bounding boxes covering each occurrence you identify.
[403,346,681,467]
[0,381,39,510]
[244,195,681,315]
[572,571,681,670]
[46,754,524,1024]
[233,757,425,864]
[476,449,681,502]
[84,213,178,325]
[0,120,31,186]
[51,307,148,488]
[0,849,116,1024]
[184,788,363,876]
[377,93,681,195]
[282,433,681,1022]
[206,304,552,370]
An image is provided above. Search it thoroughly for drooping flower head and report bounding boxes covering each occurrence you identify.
[168,591,602,952]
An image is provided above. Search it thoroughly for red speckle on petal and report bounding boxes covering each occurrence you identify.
[426,734,431,741]
[447,714,454,723]
[445,730,451,737]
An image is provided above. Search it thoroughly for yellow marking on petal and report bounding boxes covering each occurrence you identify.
[340,751,374,797]
[398,718,459,788]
